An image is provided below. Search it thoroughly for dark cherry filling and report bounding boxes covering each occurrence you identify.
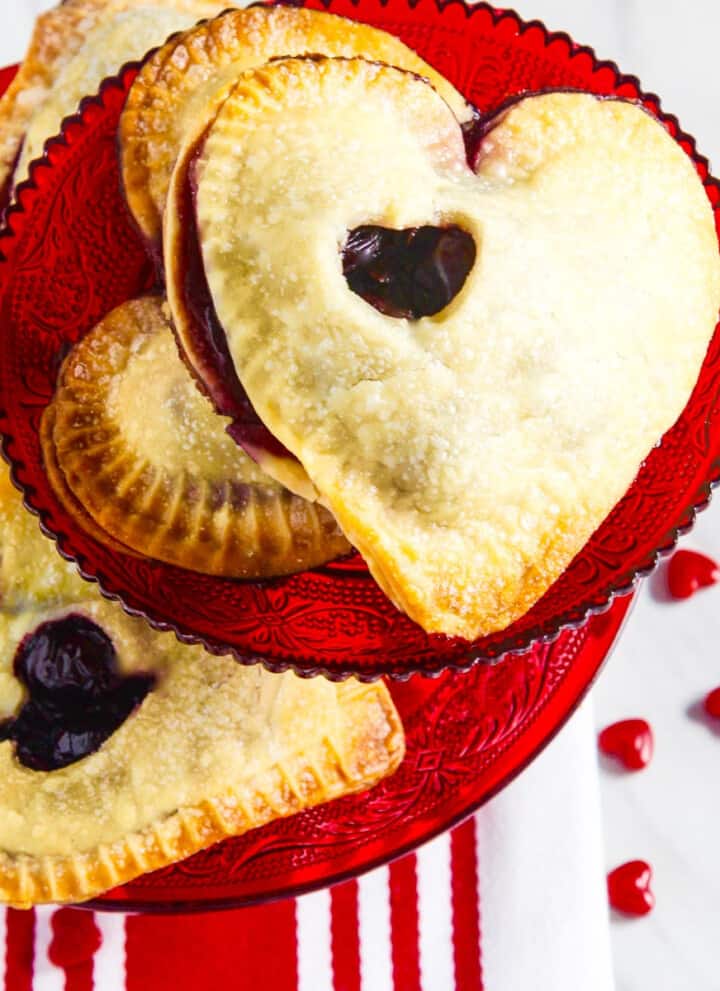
[181,146,296,464]
[460,109,486,171]
[0,615,154,771]
[342,224,475,319]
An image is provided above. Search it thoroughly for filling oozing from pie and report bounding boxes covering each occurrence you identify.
[177,116,482,466]
[459,109,486,171]
[180,144,296,465]
[0,615,154,771]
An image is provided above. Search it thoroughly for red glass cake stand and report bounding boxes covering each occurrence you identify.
[0,0,718,680]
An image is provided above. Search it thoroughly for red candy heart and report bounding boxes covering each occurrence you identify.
[667,549,720,599]
[704,687,720,719]
[607,860,655,917]
[598,719,653,770]
[48,908,102,969]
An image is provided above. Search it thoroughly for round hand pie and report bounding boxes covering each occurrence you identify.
[0,463,403,907]
[42,296,350,577]
[169,57,720,639]
[0,0,226,194]
[119,3,471,249]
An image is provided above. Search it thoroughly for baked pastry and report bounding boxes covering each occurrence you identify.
[0,465,90,612]
[120,4,471,249]
[41,296,350,576]
[0,462,404,907]
[169,57,720,639]
[0,0,226,194]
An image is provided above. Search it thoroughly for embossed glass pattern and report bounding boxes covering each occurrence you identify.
[92,597,631,911]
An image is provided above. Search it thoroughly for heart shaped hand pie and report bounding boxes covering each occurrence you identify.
[0,462,403,907]
[168,57,720,639]
[0,0,226,194]
[42,296,350,577]
[120,4,471,250]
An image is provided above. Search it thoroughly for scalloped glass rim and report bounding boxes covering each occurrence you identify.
[0,0,718,679]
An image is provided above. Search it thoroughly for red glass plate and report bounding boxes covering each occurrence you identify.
[0,0,718,682]
[90,594,631,911]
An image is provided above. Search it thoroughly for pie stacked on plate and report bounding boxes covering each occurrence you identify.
[0,0,232,196]
[42,295,350,576]
[146,8,718,638]
[36,1,470,578]
[32,0,720,637]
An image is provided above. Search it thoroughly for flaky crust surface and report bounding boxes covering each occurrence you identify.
[0,0,225,191]
[191,59,720,639]
[121,4,470,245]
[0,463,90,611]
[42,296,350,576]
[0,609,403,909]
[0,463,403,908]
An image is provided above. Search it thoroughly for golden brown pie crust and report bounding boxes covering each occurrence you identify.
[41,404,143,560]
[0,669,403,909]
[164,122,321,502]
[0,462,91,611]
[0,0,224,193]
[41,296,351,577]
[120,4,471,246]
[0,460,403,908]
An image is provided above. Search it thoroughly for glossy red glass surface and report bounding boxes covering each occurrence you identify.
[0,0,718,678]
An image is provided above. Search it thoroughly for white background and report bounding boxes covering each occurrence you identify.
[3,2,720,989]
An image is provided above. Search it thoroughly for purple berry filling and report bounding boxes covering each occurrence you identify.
[342,224,475,319]
[0,614,154,771]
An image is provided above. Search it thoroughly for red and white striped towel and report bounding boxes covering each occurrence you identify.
[0,703,614,991]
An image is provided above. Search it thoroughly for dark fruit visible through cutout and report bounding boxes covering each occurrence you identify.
[0,614,154,771]
[667,549,720,599]
[598,719,653,770]
[607,860,655,917]
[343,225,476,319]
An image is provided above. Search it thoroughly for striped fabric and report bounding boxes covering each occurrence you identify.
[1,819,482,991]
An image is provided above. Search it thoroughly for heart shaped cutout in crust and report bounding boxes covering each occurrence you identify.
[41,296,350,577]
[0,462,403,907]
[0,0,226,195]
[170,56,720,640]
[120,4,472,251]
